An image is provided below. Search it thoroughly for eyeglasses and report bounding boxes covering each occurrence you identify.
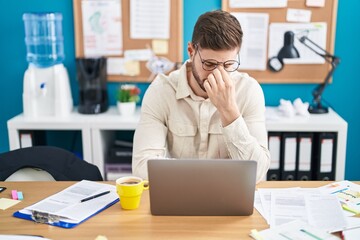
[196,45,240,72]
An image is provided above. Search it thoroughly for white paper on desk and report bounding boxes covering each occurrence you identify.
[268,22,327,64]
[0,235,52,240]
[319,181,360,214]
[271,189,348,232]
[268,188,320,227]
[23,180,118,222]
[229,0,287,8]
[82,0,123,57]
[256,220,340,240]
[231,13,268,70]
[130,0,170,39]
[254,191,267,220]
[270,191,308,227]
[257,188,299,224]
[306,194,347,232]
[343,225,360,240]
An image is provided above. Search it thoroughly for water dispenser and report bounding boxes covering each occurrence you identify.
[22,12,73,118]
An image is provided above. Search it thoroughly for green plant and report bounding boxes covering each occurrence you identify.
[116,84,141,103]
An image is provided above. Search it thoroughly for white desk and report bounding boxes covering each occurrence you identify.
[7,107,347,179]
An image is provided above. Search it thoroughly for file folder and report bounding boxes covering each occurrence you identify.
[296,133,313,180]
[280,133,297,180]
[313,132,337,180]
[267,132,282,180]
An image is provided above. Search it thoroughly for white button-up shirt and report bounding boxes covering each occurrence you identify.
[132,61,270,183]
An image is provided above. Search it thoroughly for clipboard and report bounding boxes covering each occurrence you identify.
[13,180,119,229]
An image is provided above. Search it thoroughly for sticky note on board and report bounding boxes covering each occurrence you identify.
[152,39,169,55]
[124,61,140,76]
[0,198,21,210]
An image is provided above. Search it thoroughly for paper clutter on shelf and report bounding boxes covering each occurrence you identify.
[278,98,310,118]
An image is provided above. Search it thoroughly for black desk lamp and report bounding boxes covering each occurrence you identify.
[268,31,340,114]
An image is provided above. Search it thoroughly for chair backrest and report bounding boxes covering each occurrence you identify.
[5,168,56,181]
[0,146,103,181]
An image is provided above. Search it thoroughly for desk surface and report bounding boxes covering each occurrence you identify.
[0,181,351,240]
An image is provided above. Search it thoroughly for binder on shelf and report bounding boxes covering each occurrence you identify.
[280,132,297,180]
[267,132,282,180]
[13,180,119,228]
[296,133,314,180]
[313,132,337,180]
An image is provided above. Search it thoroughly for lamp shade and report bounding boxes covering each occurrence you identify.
[278,31,300,60]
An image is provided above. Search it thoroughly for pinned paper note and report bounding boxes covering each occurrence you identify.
[124,61,140,76]
[229,0,287,8]
[124,49,153,61]
[306,0,325,7]
[0,198,21,210]
[287,8,312,23]
[152,39,169,55]
[107,57,126,75]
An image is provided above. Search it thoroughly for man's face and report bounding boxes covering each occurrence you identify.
[190,46,240,92]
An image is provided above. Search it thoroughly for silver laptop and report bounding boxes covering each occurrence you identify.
[147,159,257,216]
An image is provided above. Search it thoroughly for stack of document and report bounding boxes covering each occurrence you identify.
[254,181,360,237]
[250,220,341,240]
[13,180,119,228]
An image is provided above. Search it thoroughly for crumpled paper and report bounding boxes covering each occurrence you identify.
[278,98,310,117]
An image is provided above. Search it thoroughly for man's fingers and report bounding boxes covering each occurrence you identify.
[219,67,232,88]
[206,73,218,92]
[212,68,226,90]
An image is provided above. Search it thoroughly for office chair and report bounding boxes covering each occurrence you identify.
[0,146,103,181]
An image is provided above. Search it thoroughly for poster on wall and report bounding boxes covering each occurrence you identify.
[81,0,123,57]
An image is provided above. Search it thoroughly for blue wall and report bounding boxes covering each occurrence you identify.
[0,0,359,180]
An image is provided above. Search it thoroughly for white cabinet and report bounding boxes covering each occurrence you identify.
[7,107,347,180]
[265,107,347,180]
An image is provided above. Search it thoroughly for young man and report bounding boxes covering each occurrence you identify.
[132,10,270,183]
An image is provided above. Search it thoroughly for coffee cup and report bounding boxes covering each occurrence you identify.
[116,176,149,210]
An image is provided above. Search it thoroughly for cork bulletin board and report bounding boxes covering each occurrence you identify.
[222,0,338,83]
[73,0,183,82]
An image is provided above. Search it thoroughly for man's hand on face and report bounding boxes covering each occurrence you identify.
[204,67,240,126]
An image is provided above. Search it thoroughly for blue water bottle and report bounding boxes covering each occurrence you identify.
[23,12,65,68]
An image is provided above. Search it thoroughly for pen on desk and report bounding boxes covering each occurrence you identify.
[80,191,111,203]
[300,229,323,240]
